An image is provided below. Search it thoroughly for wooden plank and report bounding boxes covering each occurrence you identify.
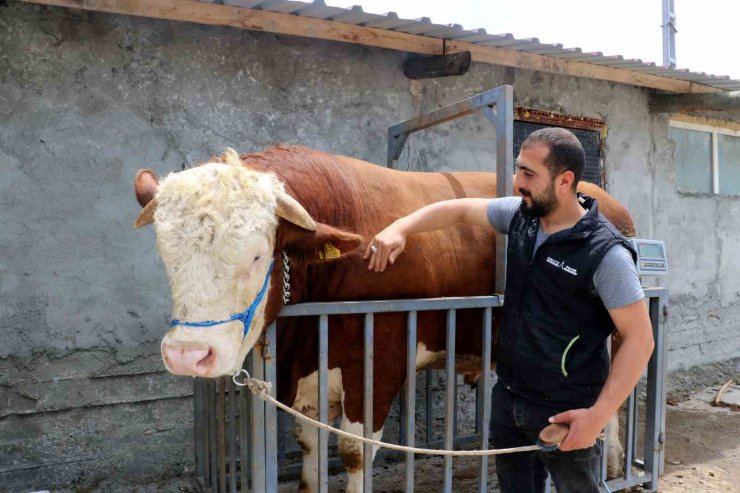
[22,0,722,94]
[450,42,719,94]
[670,113,740,132]
[650,91,740,112]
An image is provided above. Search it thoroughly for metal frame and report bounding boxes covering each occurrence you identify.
[194,289,667,492]
[192,88,668,492]
[387,85,514,293]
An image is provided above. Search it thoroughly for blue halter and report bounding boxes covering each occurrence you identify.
[169,262,274,340]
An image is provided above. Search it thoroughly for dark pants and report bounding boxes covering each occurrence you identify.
[490,382,602,493]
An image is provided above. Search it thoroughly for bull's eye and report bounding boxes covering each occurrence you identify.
[253,256,261,262]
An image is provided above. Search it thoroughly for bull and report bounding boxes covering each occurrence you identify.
[133,145,634,492]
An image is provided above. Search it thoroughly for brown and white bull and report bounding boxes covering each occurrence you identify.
[133,145,634,492]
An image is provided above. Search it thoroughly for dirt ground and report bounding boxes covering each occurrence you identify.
[93,360,740,492]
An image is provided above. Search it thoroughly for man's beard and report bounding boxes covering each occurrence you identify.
[520,180,557,217]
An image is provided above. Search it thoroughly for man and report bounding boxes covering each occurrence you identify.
[364,127,654,493]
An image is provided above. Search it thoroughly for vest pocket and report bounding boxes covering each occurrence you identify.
[560,335,580,377]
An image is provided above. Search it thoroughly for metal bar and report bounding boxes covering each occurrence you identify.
[208,379,218,491]
[217,379,227,493]
[363,313,374,493]
[388,87,507,147]
[251,347,267,492]
[228,378,237,493]
[265,323,278,492]
[443,309,456,492]
[495,85,514,293]
[477,307,492,493]
[425,369,433,444]
[279,295,501,317]
[606,473,654,492]
[404,311,417,493]
[624,387,637,480]
[240,369,250,493]
[318,315,330,493]
[277,412,286,463]
[644,294,665,492]
[194,379,206,480]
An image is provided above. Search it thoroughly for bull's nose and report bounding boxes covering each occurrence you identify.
[162,341,215,377]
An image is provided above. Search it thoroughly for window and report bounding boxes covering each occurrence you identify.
[514,108,605,186]
[670,120,740,195]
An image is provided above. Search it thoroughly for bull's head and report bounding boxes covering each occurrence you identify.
[134,149,361,378]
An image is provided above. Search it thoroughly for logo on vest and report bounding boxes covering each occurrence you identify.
[546,256,578,276]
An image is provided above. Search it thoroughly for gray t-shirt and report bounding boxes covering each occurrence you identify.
[487,197,644,310]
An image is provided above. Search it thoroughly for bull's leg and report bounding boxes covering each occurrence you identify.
[338,408,383,493]
[292,369,344,493]
[606,413,624,479]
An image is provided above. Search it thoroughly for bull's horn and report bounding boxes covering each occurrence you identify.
[133,198,157,229]
[275,191,316,231]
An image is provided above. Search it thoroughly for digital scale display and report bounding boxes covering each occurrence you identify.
[629,239,668,276]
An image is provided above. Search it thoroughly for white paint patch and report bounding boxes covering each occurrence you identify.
[339,416,383,493]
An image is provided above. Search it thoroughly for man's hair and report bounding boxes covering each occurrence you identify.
[521,127,585,190]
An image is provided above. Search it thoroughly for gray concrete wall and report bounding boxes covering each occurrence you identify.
[1,2,738,490]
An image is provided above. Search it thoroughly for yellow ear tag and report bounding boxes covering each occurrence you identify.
[319,242,341,260]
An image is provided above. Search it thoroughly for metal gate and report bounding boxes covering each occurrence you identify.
[193,289,667,492]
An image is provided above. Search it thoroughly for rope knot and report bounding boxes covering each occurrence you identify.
[233,369,273,400]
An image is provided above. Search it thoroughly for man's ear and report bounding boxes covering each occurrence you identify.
[277,221,364,263]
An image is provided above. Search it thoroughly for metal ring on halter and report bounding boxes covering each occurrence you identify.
[232,368,250,387]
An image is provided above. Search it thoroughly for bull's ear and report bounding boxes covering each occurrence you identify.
[278,221,363,263]
[134,169,159,229]
[275,190,317,232]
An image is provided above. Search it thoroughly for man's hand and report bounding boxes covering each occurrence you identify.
[363,198,492,272]
[548,407,608,451]
[364,221,407,272]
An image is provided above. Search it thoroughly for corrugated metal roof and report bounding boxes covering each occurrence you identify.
[207,0,740,91]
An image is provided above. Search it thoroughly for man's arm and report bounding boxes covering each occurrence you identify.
[364,198,491,272]
[550,299,655,451]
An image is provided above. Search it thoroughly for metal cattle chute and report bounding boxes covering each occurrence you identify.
[192,87,669,493]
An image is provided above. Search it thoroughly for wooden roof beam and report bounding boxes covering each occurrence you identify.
[23,0,721,94]
[650,91,740,113]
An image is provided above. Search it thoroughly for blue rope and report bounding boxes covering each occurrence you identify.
[169,262,274,339]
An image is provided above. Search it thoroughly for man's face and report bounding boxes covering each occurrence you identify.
[514,144,559,217]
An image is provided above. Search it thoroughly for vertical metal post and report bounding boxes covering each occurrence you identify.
[208,379,218,491]
[624,388,637,480]
[240,359,251,493]
[662,0,677,68]
[265,323,278,492]
[425,368,433,443]
[443,309,456,492]
[194,379,206,481]
[644,294,666,492]
[477,307,492,493]
[250,347,267,492]
[363,313,374,493]
[228,378,237,493]
[495,85,514,294]
[404,311,417,493]
[217,379,227,493]
[318,315,330,493]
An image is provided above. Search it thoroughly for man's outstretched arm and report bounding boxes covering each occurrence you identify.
[364,198,492,272]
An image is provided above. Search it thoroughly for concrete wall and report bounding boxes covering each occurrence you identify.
[1,2,738,490]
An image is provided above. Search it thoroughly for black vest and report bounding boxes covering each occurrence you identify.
[496,195,637,409]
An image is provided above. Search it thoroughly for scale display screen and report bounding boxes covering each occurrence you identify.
[629,239,668,276]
